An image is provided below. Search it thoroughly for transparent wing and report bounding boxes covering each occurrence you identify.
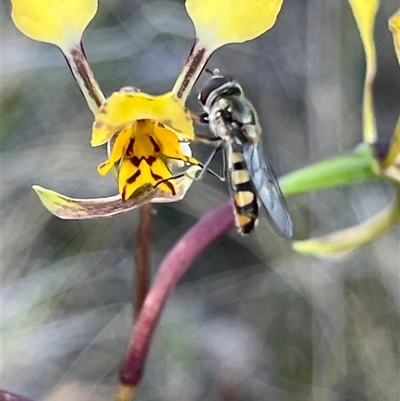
[242,141,293,238]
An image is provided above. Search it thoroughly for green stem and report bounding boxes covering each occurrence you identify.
[279,147,377,197]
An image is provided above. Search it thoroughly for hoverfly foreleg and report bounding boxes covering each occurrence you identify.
[154,173,186,190]
[194,133,226,181]
[194,132,222,143]
[195,145,225,181]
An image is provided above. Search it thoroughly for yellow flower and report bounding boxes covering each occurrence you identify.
[10,0,286,218]
[92,90,198,201]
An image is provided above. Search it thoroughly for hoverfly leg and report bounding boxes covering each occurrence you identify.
[195,145,226,181]
[204,166,225,181]
[154,173,186,190]
[195,133,222,143]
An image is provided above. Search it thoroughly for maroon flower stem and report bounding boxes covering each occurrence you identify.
[0,389,37,401]
[119,201,234,387]
[134,204,153,319]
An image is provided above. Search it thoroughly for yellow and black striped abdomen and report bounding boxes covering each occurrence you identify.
[229,151,259,235]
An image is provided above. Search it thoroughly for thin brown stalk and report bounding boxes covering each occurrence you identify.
[133,204,153,319]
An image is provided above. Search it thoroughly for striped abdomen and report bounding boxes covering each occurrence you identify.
[229,148,259,235]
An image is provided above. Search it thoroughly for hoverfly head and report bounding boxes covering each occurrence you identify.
[199,70,242,108]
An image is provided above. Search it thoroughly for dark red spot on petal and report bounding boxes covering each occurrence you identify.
[130,156,140,167]
[149,136,160,153]
[151,172,162,181]
[126,139,135,157]
[127,169,141,184]
[151,173,176,196]
[147,155,156,165]
[129,154,157,167]
[164,180,176,195]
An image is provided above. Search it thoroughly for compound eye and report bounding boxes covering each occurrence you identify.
[199,76,230,105]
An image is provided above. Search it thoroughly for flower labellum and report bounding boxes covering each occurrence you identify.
[92,90,199,201]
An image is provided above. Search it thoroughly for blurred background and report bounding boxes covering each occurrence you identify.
[2,0,399,400]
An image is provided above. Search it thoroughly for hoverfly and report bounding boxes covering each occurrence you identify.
[197,70,293,238]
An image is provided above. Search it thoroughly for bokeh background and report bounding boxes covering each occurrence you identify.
[2,0,399,400]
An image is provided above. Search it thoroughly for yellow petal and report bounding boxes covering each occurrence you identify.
[347,0,379,144]
[293,196,400,257]
[153,125,199,165]
[186,0,283,49]
[32,184,154,219]
[132,130,159,159]
[119,157,175,201]
[389,9,400,64]
[150,158,178,194]
[119,159,142,200]
[97,126,134,175]
[118,133,174,200]
[32,169,200,219]
[11,0,98,51]
[91,91,194,147]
